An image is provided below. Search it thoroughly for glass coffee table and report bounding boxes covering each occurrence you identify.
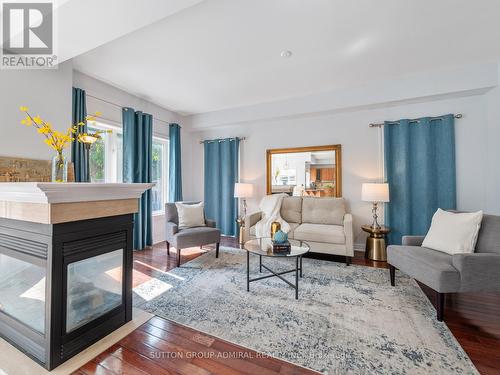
[243,237,310,299]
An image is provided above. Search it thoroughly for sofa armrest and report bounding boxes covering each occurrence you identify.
[343,213,354,256]
[245,211,262,229]
[242,211,262,242]
[402,235,425,247]
[206,219,216,228]
[452,253,500,292]
[166,222,178,241]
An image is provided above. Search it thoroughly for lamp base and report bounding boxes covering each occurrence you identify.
[371,202,381,229]
[236,217,245,246]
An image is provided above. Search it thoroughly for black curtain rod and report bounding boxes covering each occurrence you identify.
[369,113,462,128]
[199,137,246,144]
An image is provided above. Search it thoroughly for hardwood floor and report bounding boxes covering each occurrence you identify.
[75,237,500,375]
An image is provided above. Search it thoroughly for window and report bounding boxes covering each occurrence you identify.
[88,122,168,214]
[151,138,169,212]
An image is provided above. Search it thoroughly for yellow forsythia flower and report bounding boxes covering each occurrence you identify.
[21,116,33,126]
[37,126,50,134]
[33,115,43,125]
[19,106,29,112]
[95,111,102,116]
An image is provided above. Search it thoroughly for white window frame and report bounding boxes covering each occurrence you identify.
[88,121,169,215]
[152,136,169,216]
[87,121,122,183]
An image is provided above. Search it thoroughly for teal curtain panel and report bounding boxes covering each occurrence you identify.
[384,114,456,244]
[168,123,183,202]
[204,138,240,236]
[71,87,89,182]
[123,107,153,250]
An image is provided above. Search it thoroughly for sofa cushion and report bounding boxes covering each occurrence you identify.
[387,245,460,293]
[294,223,345,244]
[250,222,300,238]
[422,209,483,255]
[302,197,345,225]
[175,202,206,229]
[475,214,500,254]
[174,226,221,249]
[281,197,302,223]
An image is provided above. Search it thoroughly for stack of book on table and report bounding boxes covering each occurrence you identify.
[272,240,291,254]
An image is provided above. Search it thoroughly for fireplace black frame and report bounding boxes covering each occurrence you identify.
[0,214,134,370]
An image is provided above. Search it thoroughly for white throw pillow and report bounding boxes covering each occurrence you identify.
[175,202,206,229]
[422,209,483,255]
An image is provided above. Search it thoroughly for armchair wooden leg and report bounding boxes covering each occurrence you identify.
[436,292,445,322]
[389,265,395,286]
[216,243,220,258]
[177,249,181,267]
[166,241,170,256]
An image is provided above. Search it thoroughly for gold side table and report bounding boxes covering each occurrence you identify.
[361,225,390,261]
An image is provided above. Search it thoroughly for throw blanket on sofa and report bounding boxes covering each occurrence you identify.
[255,193,291,238]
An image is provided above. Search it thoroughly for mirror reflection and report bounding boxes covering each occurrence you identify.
[267,145,341,197]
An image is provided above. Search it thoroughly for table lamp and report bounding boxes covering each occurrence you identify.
[234,183,254,218]
[362,183,390,229]
[234,183,254,245]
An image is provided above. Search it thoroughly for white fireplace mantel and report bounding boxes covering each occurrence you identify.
[0,183,154,224]
[0,182,154,204]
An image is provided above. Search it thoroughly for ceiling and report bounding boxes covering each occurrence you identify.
[73,0,500,115]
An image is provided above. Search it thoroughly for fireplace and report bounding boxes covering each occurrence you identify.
[0,214,133,370]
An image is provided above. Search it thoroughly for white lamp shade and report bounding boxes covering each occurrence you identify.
[234,183,254,198]
[361,183,390,202]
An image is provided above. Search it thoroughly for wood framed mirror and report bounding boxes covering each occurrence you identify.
[266,145,342,197]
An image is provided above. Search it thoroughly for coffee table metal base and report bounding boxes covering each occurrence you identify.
[246,252,303,299]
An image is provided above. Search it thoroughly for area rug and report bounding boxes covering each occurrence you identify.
[133,247,478,375]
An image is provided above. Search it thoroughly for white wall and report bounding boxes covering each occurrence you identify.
[184,92,497,249]
[73,71,189,244]
[0,61,73,159]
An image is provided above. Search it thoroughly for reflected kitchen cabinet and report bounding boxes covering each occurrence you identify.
[266,145,342,197]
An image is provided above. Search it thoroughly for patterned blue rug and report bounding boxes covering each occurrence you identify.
[133,247,478,374]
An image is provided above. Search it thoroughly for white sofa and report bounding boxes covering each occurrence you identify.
[244,196,354,264]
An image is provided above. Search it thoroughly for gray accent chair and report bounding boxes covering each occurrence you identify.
[387,213,500,321]
[165,202,221,267]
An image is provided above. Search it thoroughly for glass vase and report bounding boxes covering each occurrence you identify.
[51,153,68,183]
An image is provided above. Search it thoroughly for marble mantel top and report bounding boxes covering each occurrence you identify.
[0,182,154,204]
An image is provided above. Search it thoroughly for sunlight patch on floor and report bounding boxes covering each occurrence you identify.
[133,277,173,302]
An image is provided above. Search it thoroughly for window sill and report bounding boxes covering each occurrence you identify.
[152,211,165,217]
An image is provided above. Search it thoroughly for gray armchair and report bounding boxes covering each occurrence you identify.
[387,213,500,321]
[165,202,221,267]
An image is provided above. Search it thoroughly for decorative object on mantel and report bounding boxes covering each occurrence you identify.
[19,106,108,182]
[361,183,390,229]
[0,156,75,182]
[234,182,254,245]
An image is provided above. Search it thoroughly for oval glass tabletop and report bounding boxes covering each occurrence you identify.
[244,237,310,257]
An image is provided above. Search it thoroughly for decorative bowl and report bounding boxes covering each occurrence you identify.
[273,230,288,244]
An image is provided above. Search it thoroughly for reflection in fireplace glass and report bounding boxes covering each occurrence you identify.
[0,253,46,333]
[66,249,123,333]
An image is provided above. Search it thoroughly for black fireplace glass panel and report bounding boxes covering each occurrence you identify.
[66,249,123,333]
[0,253,46,334]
